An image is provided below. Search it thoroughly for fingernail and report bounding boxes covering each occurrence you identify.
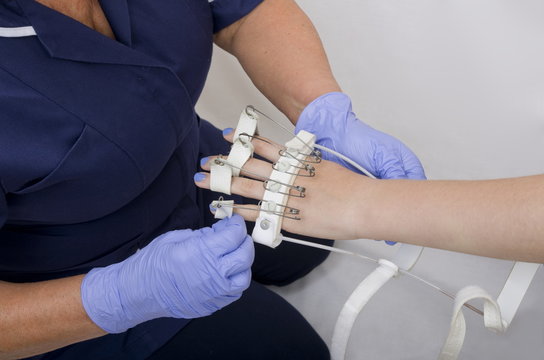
[194,173,206,182]
[385,241,397,246]
[223,128,234,135]
[209,203,216,212]
[200,157,208,167]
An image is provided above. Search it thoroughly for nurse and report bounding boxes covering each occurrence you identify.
[0,0,423,359]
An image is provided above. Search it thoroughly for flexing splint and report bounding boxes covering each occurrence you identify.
[207,106,540,360]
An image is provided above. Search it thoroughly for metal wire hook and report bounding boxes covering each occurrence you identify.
[213,158,307,198]
[246,105,322,160]
[212,197,301,220]
[263,180,306,198]
[272,161,315,177]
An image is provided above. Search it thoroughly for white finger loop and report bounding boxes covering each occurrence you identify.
[227,109,258,176]
[211,198,233,219]
[210,159,232,195]
[210,107,258,192]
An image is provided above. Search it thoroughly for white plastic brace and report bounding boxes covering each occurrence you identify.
[210,199,234,219]
[251,130,316,248]
[209,108,258,194]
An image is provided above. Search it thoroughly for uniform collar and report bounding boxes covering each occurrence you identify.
[15,0,163,68]
[99,0,132,47]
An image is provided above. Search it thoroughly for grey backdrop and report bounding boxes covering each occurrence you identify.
[196,1,544,358]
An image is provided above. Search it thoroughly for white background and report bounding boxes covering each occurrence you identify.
[196,1,544,358]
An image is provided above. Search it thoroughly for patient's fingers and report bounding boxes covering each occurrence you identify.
[194,172,265,201]
[223,130,282,163]
[200,155,273,182]
[210,203,259,222]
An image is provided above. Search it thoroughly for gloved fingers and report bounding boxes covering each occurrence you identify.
[149,228,195,246]
[205,215,249,256]
[380,166,408,180]
[211,214,247,233]
[224,268,252,295]
[210,202,259,222]
[207,214,237,233]
[400,147,427,180]
[219,234,255,278]
[200,155,274,182]
[223,129,282,164]
[374,140,425,179]
[377,152,409,180]
[379,144,426,180]
[194,172,265,202]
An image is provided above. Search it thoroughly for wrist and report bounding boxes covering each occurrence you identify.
[350,177,382,240]
[81,265,129,334]
[295,92,352,134]
[291,85,342,119]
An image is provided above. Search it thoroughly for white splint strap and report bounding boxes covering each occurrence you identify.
[251,130,315,248]
[331,259,399,360]
[438,262,540,359]
[210,162,233,195]
[496,261,540,329]
[209,108,258,193]
[210,199,233,219]
[439,286,505,360]
[331,243,424,360]
[226,110,258,176]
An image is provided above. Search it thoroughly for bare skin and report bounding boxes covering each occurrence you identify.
[195,132,544,263]
[0,0,343,358]
[214,0,341,122]
[36,0,115,39]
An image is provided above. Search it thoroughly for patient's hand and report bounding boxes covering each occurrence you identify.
[194,130,375,240]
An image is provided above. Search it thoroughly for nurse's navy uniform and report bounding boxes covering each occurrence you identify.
[0,1,331,359]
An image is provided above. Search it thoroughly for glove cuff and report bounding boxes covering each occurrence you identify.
[81,265,129,334]
[295,92,353,134]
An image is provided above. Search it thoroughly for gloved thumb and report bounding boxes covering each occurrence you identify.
[377,150,408,179]
[401,147,427,180]
[206,215,248,256]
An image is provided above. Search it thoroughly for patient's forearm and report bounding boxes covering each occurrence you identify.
[357,175,544,262]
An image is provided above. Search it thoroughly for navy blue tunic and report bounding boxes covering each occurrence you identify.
[0,0,262,358]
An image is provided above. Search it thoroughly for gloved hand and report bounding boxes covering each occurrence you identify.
[296,92,426,180]
[81,215,254,333]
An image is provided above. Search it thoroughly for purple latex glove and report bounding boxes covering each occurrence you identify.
[81,215,254,333]
[296,92,426,180]
[296,92,426,245]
